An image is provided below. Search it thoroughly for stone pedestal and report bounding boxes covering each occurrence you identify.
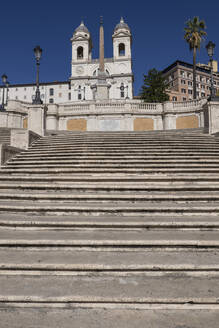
[28,105,46,136]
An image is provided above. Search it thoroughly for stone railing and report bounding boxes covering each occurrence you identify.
[0,144,23,166]
[56,99,203,116]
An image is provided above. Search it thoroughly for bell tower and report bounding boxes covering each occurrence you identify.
[112,17,132,60]
[70,21,92,77]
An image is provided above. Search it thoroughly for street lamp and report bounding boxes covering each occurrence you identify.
[32,45,43,104]
[206,41,218,100]
[1,74,8,111]
[6,81,9,106]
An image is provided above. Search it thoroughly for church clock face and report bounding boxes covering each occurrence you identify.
[76,66,84,75]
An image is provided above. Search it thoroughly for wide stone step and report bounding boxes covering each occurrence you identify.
[0,249,218,271]
[5,163,219,169]
[0,174,218,182]
[0,191,218,202]
[0,306,218,328]
[1,182,219,192]
[14,154,219,160]
[9,159,219,164]
[34,141,219,147]
[0,227,219,247]
[2,167,219,174]
[0,273,218,304]
[0,214,218,228]
[1,201,219,215]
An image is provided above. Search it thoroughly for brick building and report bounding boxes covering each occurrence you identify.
[162,60,219,101]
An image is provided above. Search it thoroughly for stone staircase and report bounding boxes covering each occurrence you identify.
[0,128,219,327]
[0,127,11,145]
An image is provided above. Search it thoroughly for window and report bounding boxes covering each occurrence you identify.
[78,85,82,100]
[24,87,26,91]
[59,93,62,98]
[68,93,71,100]
[33,87,35,91]
[15,96,18,100]
[24,96,26,99]
[120,83,125,98]
[77,46,83,59]
[200,76,203,82]
[201,85,205,89]
[68,83,71,90]
[41,86,44,90]
[180,70,185,77]
[183,97,187,101]
[181,88,186,94]
[206,78,210,84]
[172,96,177,101]
[197,92,199,97]
[41,94,44,99]
[196,83,200,88]
[49,98,54,103]
[49,88,54,96]
[188,89,193,95]
[201,92,205,97]
[188,81,192,86]
[16,88,18,91]
[119,43,125,56]
[59,85,62,89]
[181,79,186,84]
[187,72,192,79]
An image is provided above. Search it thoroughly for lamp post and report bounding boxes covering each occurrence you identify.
[206,41,218,100]
[1,74,8,111]
[6,81,9,106]
[33,45,43,104]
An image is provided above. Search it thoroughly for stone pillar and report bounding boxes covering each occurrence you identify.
[46,104,58,131]
[206,101,219,134]
[27,105,46,136]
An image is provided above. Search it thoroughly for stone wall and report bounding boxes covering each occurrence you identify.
[45,99,206,132]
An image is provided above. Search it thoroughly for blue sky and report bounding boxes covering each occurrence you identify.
[0,0,218,95]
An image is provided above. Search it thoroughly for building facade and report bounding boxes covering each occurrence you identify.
[0,18,133,105]
[163,60,219,102]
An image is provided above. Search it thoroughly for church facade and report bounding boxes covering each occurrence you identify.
[0,18,133,105]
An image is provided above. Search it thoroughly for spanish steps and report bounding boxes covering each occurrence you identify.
[0,128,219,327]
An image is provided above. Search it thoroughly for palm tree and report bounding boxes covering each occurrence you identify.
[184,16,207,99]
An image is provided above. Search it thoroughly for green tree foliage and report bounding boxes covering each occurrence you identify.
[184,16,207,99]
[139,68,169,103]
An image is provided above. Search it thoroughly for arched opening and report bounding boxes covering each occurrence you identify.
[77,46,84,59]
[119,43,125,56]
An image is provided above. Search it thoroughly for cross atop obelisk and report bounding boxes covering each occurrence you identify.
[99,16,105,75]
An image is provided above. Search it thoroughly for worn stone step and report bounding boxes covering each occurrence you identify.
[9,159,219,164]
[1,182,219,192]
[2,167,219,174]
[0,229,219,247]
[0,273,218,304]
[0,249,218,271]
[0,306,218,328]
[0,214,218,228]
[14,154,219,160]
[0,174,218,182]
[0,191,219,202]
[5,163,219,169]
[1,201,219,215]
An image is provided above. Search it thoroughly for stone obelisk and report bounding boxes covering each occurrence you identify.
[95,16,110,100]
